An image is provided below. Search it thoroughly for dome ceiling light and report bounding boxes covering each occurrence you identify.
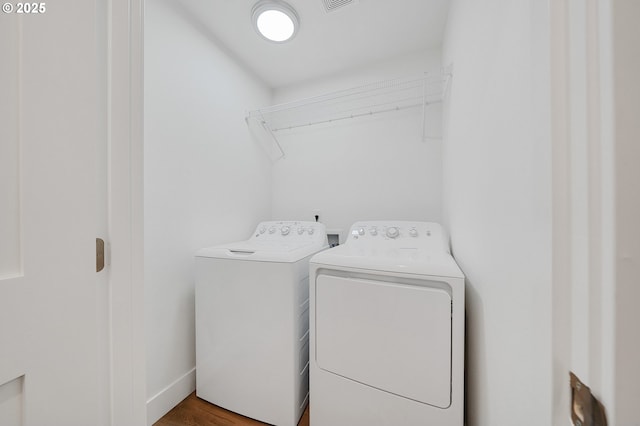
[252,0,299,43]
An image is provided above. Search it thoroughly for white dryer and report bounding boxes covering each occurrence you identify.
[309,221,465,426]
[195,221,328,426]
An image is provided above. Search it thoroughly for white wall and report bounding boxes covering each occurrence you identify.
[271,50,443,238]
[442,1,553,425]
[144,0,272,422]
[612,0,640,422]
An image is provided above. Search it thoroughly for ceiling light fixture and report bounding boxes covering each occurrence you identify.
[252,0,299,43]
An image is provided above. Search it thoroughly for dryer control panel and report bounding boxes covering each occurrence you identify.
[347,221,450,253]
[252,221,327,245]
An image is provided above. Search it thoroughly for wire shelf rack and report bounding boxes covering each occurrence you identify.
[245,68,452,160]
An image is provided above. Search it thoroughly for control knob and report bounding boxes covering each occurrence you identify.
[358,228,365,236]
[269,227,276,234]
[297,227,305,235]
[369,227,378,236]
[281,226,290,236]
[308,227,315,235]
[409,228,418,237]
[386,226,400,239]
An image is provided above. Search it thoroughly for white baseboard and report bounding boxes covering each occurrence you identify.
[146,367,196,426]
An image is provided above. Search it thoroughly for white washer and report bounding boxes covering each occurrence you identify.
[309,221,465,426]
[195,221,328,426]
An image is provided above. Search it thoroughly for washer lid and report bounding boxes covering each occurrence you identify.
[196,240,325,262]
[196,221,328,263]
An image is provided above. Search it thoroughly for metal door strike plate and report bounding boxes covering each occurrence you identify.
[570,372,607,426]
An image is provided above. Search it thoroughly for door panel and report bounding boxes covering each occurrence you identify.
[315,274,452,408]
[0,2,107,425]
[0,14,20,279]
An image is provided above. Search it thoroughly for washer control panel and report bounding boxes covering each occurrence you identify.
[347,221,448,253]
[252,221,326,244]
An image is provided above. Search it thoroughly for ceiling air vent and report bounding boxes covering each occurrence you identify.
[322,0,357,13]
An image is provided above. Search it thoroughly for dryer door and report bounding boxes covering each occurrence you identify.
[315,273,452,408]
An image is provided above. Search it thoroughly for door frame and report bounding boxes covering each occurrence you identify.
[550,0,616,423]
[109,0,146,424]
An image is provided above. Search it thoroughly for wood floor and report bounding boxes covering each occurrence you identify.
[154,392,310,426]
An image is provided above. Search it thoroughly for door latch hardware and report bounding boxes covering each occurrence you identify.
[96,238,105,272]
[570,372,607,426]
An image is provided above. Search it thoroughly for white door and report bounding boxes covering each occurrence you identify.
[0,2,110,425]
